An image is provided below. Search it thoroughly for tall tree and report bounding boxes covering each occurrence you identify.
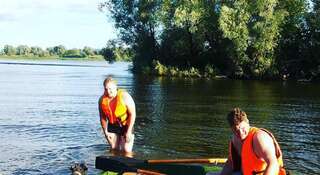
[219,0,287,78]
[305,0,320,78]
[102,0,161,70]
[276,0,307,78]
[30,46,44,56]
[16,45,31,55]
[82,46,95,56]
[53,45,66,56]
[3,45,16,56]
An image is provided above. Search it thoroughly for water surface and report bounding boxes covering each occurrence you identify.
[0,59,319,174]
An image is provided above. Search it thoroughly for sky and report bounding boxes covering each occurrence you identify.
[0,0,116,49]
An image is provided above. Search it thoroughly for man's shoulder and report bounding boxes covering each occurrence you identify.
[253,129,275,150]
[120,90,132,100]
[255,129,273,140]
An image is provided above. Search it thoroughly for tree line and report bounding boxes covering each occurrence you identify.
[102,0,320,80]
[1,45,99,58]
[0,43,132,62]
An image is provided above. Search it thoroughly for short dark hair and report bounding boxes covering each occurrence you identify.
[227,107,249,126]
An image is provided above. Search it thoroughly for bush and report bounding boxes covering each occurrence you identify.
[204,64,218,78]
[153,60,167,75]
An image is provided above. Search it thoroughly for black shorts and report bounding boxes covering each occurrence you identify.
[107,123,127,135]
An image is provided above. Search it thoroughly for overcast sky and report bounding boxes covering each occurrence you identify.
[0,0,116,49]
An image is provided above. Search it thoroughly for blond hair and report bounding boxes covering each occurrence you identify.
[103,76,117,87]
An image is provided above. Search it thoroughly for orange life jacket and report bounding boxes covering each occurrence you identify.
[241,127,286,175]
[101,89,128,126]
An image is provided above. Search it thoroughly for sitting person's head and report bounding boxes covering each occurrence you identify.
[227,107,250,140]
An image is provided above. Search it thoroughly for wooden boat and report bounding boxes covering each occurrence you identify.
[95,156,224,175]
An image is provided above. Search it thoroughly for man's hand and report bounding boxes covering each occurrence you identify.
[105,130,113,142]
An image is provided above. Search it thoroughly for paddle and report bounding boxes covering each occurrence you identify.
[147,158,227,164]
[127,168,166,175]
[98,156,226,165]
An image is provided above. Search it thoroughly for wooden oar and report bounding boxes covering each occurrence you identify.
[147,158,227,164]
[121,168,167,175]
[97,156,227,166]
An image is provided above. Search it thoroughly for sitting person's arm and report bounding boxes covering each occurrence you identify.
[253,130,280,175]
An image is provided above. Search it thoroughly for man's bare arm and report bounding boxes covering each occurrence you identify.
[254,130,279,175]
[123,92,136,135]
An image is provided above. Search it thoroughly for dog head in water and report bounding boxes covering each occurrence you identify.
[70,163,88,175]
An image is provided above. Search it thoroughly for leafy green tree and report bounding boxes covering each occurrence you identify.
[102,0,160,69]
[46,47,55,56]
[53,45,66,56]
[219,0,287,78]
[114,46,133,62]
[30,46,44,56]
[82,46,95,56]
[158,1,229,71]
[103,0,319,80]
[304,0,320,78]
[3,45,16,56]
[166,0,206,66]
[16,45,31,55]
[275,0,307,77]
[100,47,115,63]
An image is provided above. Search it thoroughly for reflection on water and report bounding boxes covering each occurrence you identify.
[0,60,319,174]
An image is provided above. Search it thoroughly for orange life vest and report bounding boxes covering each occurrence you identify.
[241,127,286,175]
[101,89,128,126]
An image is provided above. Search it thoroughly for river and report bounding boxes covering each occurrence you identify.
[0,59,319,174]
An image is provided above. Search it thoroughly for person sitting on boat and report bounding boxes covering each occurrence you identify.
[98,76,136,153]
[207,107,287,175]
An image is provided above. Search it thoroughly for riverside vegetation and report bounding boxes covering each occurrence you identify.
[100,0,320,80]
[0,42,132,62]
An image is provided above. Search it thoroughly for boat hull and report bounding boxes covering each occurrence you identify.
[96,156,222,175]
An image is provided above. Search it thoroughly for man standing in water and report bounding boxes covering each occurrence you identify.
[99,76,136,154]
[207,108,287,175]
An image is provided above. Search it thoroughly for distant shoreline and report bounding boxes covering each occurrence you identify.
[0,55,105,61]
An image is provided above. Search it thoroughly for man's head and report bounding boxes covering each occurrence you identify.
[227,108,250,140]
[103,76,118,98]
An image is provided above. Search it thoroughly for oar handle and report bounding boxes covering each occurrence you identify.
[148,158,227,164]
[137,168,167,175]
